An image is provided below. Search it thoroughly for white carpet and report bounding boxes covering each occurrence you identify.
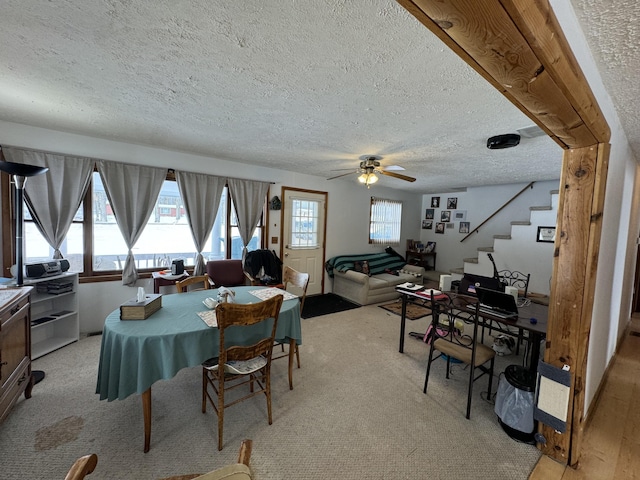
[0,303,540,479]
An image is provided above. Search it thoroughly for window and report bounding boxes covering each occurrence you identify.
[289,198,320,248]
[13,171,265,279]
[368,197,402,245]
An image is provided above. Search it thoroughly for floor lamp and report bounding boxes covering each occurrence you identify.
[0,159,49,384]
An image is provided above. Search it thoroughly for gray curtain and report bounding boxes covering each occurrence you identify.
[227,178,270,258]
[175,171,226,275]
[3,147,93,259]
[97,160,165,286]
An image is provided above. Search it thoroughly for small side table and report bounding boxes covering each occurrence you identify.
[152,272,188,294]
[405,251,437,271]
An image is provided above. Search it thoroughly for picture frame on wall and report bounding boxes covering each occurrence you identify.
[441,210,451,222]
[431,196,440,208]
[422,220,433,230]
[537,226,556,243]
[459,221,470,233]
[435,222,445,234]
[425,208,434,219]
[447,197,458,209]
[453,210,467,221]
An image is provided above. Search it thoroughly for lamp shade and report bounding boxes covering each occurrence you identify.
[0,160,48,177]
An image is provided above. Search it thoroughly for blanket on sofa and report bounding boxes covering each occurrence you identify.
[325,252,406,277]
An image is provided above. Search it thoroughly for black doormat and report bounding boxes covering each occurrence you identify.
[301,293,360,319]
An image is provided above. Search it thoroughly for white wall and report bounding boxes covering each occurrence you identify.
[0,120,422,333]
[418,180,559,291]
[552,1,640,416]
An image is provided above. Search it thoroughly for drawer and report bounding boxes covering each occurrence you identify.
[0,294,30,328]
[0,361,30,423]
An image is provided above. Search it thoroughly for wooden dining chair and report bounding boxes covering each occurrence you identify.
[423,291,496,419]
[65,440,254,480]
[176,274,211,293]
[64,454,98,480]
[201,295,283,450]
[272,266,309,389]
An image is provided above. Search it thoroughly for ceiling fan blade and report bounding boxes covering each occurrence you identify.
[327,171,357,180]
[379,170,416,182]
[381,165,405,171]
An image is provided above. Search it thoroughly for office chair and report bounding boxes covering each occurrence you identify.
[423,291,496,419]
[272,265,309,389]
[202,296,283,450]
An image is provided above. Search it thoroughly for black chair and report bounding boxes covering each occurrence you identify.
[498,269,531,298]
[498,269,531,354]
[423,291,496,419]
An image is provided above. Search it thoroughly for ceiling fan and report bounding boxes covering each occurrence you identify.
[327,156,416,188]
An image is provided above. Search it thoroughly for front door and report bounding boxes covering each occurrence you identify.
[281,188,327,296]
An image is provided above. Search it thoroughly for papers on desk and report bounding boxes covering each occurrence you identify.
[248,288,298,302]
[412,289,448,301]
[396,282,424,292]
[197,310,218,328]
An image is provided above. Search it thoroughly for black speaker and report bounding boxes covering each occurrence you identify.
[60,259,70,272]
[25,263,47,278]
[487,133,520,149]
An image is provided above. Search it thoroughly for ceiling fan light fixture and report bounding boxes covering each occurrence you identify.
[358,172,378,187]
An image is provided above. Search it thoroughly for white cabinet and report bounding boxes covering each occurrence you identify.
[24,272,79,359]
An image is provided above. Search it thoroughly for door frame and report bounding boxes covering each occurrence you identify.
[279,186,328,295]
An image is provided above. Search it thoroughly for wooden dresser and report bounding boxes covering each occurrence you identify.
[0,287,33,422]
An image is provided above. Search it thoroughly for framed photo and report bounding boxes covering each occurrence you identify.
[459,221,470,233]
[431,196,440,208]
[447,197,458,209]
[537,226,556,243]
[422,220,433,230]
[425,208,434,220]
[425,241,436,252]
[453,210,467,221]
[435,222,445,234]
[446,223,454,229]
[441,210,451,222]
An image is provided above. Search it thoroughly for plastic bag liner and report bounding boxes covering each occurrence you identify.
[494,365,535,434]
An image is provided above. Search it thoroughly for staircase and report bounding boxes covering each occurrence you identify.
[450,190,558,296]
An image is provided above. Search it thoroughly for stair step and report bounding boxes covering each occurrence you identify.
[494,234,512,240]
[511,221,531,226]
[463,257,478,264]
[450,267,464,275]
[477,246,494,252]
[530,206,552,211]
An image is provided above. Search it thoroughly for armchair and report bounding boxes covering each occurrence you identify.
[206,260,250,288]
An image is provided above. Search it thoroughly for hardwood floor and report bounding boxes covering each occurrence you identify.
[529,314,640,479]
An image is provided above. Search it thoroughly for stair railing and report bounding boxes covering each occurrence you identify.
[460,181,535,242]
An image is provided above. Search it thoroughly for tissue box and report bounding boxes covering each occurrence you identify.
[120,294,162,320]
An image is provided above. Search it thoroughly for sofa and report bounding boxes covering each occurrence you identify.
[325,251,425,305]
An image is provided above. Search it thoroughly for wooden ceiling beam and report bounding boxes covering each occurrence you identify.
[397,0,608,149]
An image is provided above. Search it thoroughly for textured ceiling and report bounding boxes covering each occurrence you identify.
[0,1,636,193]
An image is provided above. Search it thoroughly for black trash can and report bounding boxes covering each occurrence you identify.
[494,364,536,444]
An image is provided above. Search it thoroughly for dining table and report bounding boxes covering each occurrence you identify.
[95,285,301,452]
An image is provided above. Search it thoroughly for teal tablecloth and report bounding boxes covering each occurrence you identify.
[96,286,301,401]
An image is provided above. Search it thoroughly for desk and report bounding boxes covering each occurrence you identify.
[406,251,437,271]
[396,290,547,372]
[152,271,188,293]
[96,286,301,452]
